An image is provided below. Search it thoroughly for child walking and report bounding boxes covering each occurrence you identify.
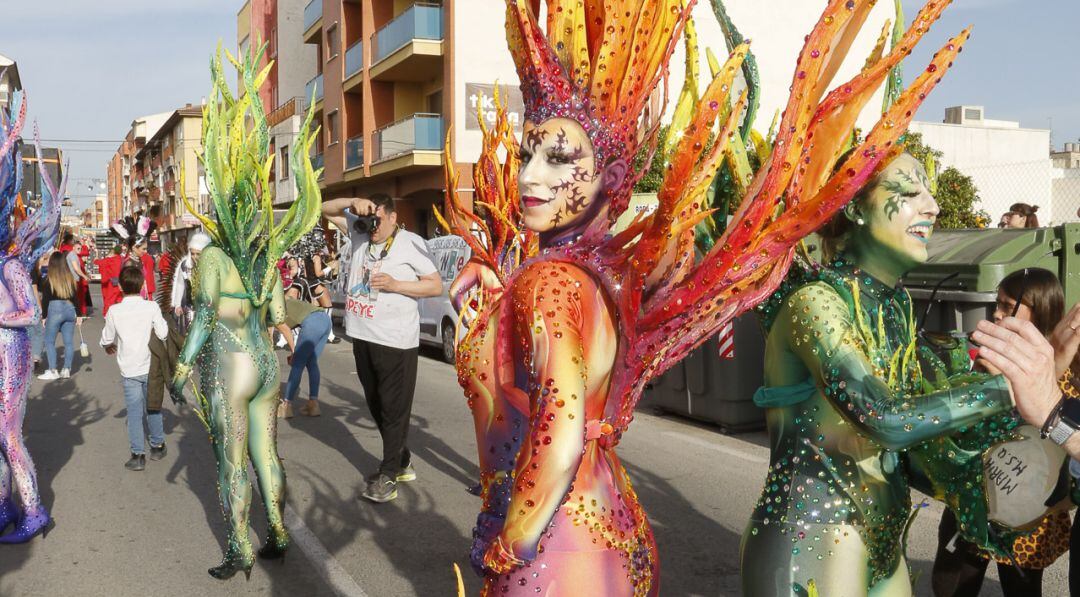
[100,266,169,471]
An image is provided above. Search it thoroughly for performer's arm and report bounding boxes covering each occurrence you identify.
[788,283,1013,452]
[0,260,40,328]
[486,265,589,570]
[172,248,223,397]
[268,274,287,328]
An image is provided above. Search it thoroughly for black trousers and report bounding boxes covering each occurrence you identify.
[931,508,1044,596]
[352,339,418,478]
[1070,510,1080,595]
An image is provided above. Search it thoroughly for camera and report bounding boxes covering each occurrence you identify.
[353,214,381,234]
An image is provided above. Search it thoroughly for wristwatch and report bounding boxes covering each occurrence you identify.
[1044,404,1080,446]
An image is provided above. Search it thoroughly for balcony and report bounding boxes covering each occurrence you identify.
[370,113,443,175]
[311,153,324,178]
[267,97,305,128]
[369,3,444,82]
[344,41,364,91]
[306,73,324,107]
[303,0,322,42]
[345,135,364,171]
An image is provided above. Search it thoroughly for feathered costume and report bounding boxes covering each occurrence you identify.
[0,88,64,543]
[170,43,321,580]
[110,215,159,299]
[438,0,970,594]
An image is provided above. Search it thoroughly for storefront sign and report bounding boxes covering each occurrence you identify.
[465,83,524,131]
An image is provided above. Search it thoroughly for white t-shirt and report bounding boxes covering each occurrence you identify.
[343,210,437,349]
[100,296,169,378]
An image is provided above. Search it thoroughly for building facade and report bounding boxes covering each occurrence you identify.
[131,106,205,248]
[0,54,20,110]
[106,111,171,225]
[239,0,318,208]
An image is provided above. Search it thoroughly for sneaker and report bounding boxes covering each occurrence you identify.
[396,464,416,483]
[125,453,146,472]
[149,443,167,461]
[361,474,398,503]
[277,402,293,419]
[59,368,71,379]
[37,370,59,381]
[276,335,288,349]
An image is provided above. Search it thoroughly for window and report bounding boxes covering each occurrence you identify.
[280,146,290,180]
[327,111,339,146]
[327,24,339,59]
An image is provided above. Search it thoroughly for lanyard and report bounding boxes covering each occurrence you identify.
[365,227,399,264]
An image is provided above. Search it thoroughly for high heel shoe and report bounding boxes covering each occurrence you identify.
[208,550,255,581]
[0,500,18,534]
[257,525,290,561]
[0,508,52,544]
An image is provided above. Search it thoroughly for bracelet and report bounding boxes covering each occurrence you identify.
[1040,395,1067,439]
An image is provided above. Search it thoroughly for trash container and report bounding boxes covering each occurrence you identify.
[641,312,766,432]
[903,225,1080,334]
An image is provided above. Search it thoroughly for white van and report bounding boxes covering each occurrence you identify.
[330,232,470,363]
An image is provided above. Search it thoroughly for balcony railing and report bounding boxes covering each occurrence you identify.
[267,97,305,128]
[303,0,321,32]
[346,135,364,170]
[372,113,443,162]
[345,41,364,78]
[306,73,324,102]
[371,3,444,65]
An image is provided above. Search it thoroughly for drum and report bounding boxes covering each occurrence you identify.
[984,424,1070,529]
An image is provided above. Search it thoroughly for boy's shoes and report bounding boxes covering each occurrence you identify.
[277,401,293,419]
[59,368,70,379]
[149,443,167,461]
[299,400,321,417]
[396,464,416,483]
[125,454,146,472]
[361,474,398,503]
[37,370,59,381]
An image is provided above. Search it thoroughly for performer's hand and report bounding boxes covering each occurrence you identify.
[481,536,524,576]
[369,273,397,292]
[1050,302,1080,377]
[170,364,191,406]
[450,260,501,313]
[973,317,1061,426]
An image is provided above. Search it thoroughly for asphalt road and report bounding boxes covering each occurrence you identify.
[0,291,1068,596]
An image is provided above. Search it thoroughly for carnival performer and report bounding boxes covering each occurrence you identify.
[742,154,1080,596]
[439,0,971,594]
[110,215,157,300]
[169,44,321,580]
[95,245,125,315]
[0,90,64,543]
[169,232,211,329]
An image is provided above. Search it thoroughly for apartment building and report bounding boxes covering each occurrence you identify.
[301,0,501,237]
[106,111,171,226]
[0,54,20,110]
[238,0,318,208]
[131,105,205,248]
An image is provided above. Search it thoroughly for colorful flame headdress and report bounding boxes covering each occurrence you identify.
[444,0,971,436]
[0,88,64,270]
[181,43,322,307]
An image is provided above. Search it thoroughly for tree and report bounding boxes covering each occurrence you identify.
[900,132,988,229]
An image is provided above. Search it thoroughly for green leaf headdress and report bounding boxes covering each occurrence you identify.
[180,41,323,307]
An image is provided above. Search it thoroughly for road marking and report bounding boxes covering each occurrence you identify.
[284,504,370,597]
[662,431,770,465]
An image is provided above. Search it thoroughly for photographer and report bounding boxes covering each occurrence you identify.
[323,194,443,503]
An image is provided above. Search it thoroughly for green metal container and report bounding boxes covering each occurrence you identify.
[904,225,1080,333]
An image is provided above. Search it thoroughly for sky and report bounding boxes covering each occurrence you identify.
[3,0,1077,213]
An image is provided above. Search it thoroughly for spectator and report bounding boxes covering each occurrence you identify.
[95,246,125,315]
[932,268,1068,595]
[273,297,330,418]
[37,252,78,381]
[58,231,90,317]
[323,194,443,503]
[100,265,169,471]
[170,232,211,329]
[1000,203,1040,228]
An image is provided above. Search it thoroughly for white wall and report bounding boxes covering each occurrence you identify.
[278,0,317,103]
[1052,168,1080,222]
[909,121,1053,224]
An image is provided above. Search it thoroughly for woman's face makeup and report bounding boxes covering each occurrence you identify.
[517,117,604,235]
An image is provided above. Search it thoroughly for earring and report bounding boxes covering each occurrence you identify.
[856,218,865,226]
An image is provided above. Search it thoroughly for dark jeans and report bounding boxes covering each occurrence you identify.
[932,508,1044,596]
[285,311,331,402]
[352,338,417,478]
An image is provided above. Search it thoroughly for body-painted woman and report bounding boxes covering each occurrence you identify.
[740,151,1062,595]
[0,90,64,543]
[441,1,971,594]
[170,45,321,580]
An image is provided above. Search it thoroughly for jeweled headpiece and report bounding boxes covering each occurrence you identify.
[506,0,689,216]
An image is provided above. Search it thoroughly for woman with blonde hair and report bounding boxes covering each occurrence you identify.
[38,251,78,380]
